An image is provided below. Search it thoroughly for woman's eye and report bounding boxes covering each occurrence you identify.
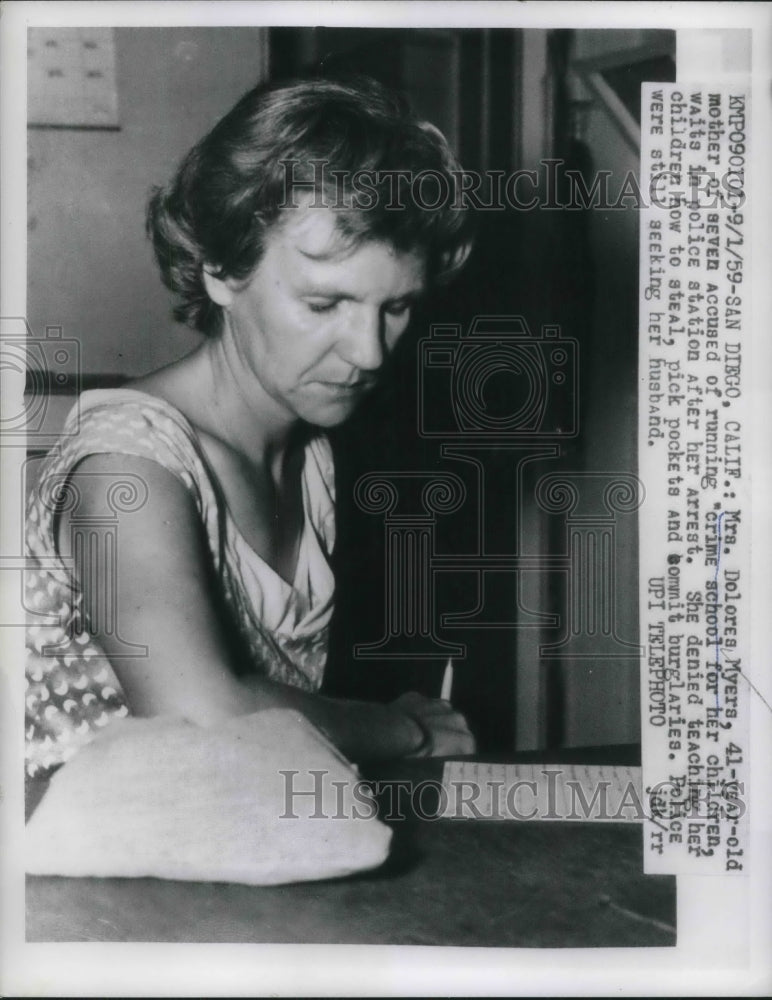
[384,302,411,318]
[307,300,339,314]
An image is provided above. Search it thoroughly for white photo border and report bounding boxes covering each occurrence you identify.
[1,1,770,996]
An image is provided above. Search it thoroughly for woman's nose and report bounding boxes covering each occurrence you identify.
[339,310,384,371]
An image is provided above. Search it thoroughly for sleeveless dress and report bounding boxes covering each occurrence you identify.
[24,388,336,778]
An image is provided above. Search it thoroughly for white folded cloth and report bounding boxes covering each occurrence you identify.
[26,709,391,886]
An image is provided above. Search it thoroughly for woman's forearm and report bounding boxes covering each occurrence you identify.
[239,674,424,761]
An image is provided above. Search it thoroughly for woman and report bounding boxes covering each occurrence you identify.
[25,75,476,780]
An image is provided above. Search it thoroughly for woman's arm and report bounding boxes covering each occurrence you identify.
[58,452,474,761]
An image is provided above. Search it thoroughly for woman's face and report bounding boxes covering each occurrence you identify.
[206,204,427,428]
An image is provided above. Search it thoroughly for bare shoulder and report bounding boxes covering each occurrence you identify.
[61,452,202,545]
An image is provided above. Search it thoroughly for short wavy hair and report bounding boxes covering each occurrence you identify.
[147,75,474,335]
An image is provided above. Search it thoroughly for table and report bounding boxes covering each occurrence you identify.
[26,747,676,947]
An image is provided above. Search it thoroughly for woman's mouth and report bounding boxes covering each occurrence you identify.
[318,379,373,393]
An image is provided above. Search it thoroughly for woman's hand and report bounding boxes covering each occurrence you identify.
[58,453,476,764]
[392,691,476,759]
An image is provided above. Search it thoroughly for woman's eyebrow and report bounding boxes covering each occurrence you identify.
[296,247,340,261]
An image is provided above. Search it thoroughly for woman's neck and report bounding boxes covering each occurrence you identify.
[132,337,305,480]
[199,336,301,469]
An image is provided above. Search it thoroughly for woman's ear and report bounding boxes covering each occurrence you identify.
[202,266,235,308]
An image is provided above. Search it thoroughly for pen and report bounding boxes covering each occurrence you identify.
[440,657,454,702]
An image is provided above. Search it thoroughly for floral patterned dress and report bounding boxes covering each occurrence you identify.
[25,389,336,777]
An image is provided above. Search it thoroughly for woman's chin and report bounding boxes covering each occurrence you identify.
[300,386,372,426]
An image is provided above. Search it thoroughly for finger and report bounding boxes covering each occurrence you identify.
[430,731,476,757]
[426,719,475,747]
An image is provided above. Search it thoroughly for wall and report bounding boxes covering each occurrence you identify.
[556,30,674,746]
[27,27,268,378]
